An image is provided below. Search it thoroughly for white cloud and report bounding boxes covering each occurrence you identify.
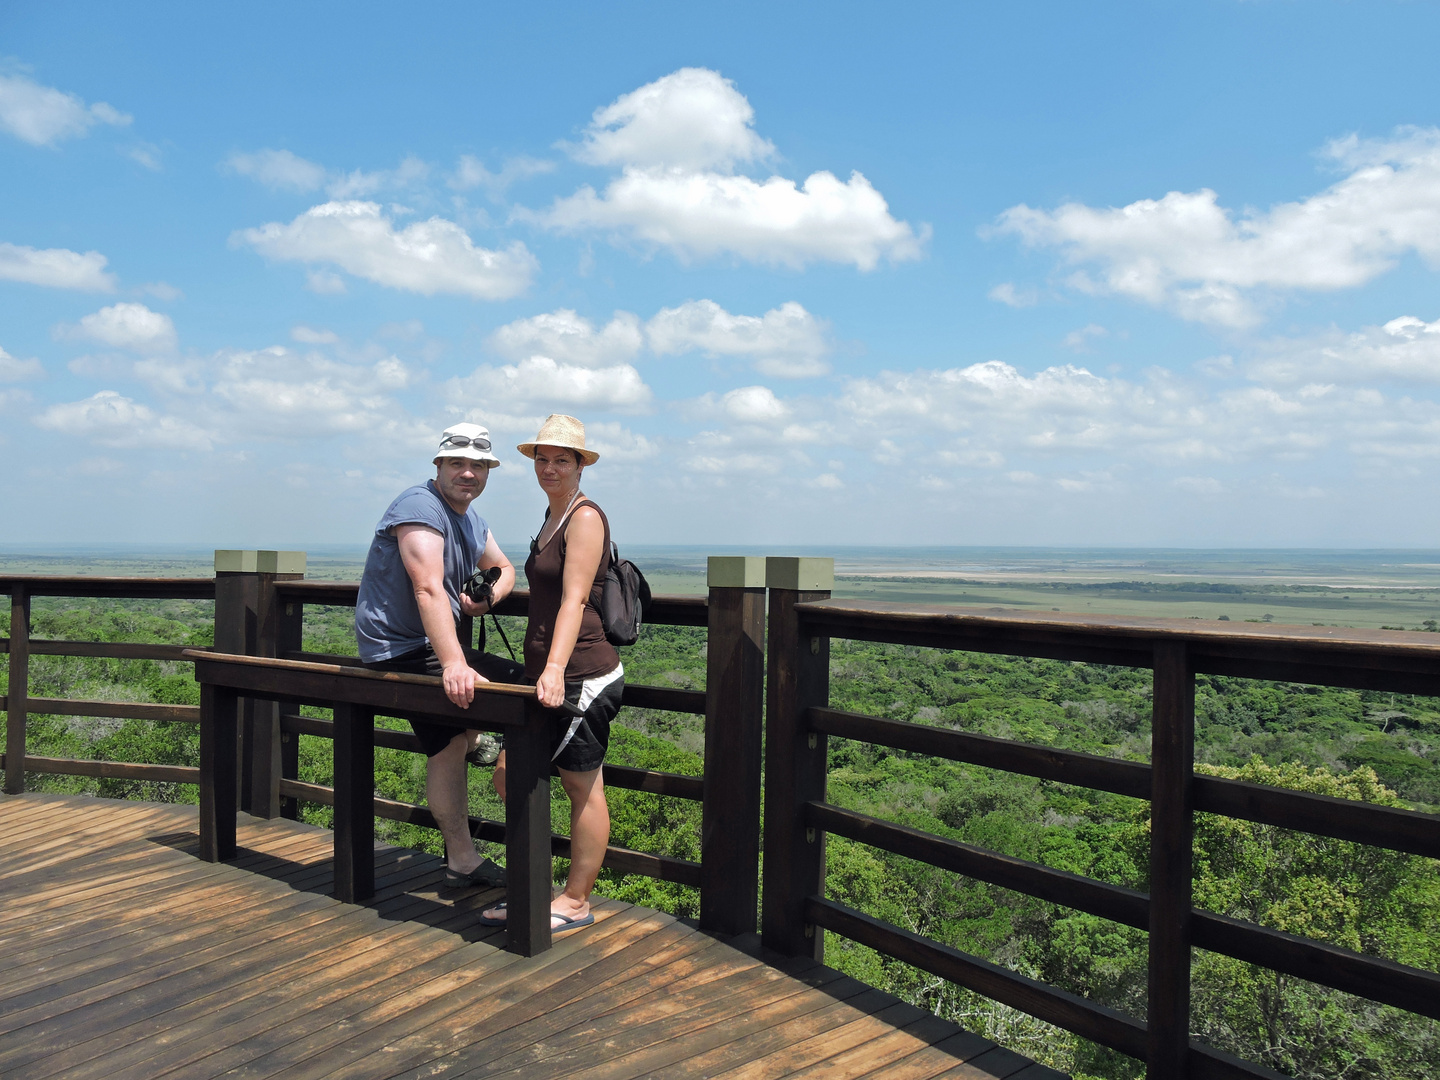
[1174,476,1224,494]
[449,155,555,199]
[225,148,327,192]
[0,242,116,291]
[209,346,418,436]
[327,156,429,199]
[33,391,209,449]
[1063,324,1108,351]
[0,346,43,381]
[378,319,425,340]
[647,300,830,377]
[126,142,162,170]
[226,150,433,199]
[0,387,35,415]
[451,356,651,413]
[988,282,1037,308]
[1248,315,1440,384]
[291,325,339,345]
[141,281,183,301]
[992,126,1440,327]
[235,200,537,300]
[833,356,1440,472]
[569,67,774,173]
[306,269,347,294]
[583,420,657,463]
[61,302,176,351]
[685,441,784,476]
[0,72,131,146]
[487,309,643,367]
[542,167,924,271]
[718,384,791,425]
[535,68,924,270]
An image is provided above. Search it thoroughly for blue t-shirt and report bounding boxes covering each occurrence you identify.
[354,480,489,663]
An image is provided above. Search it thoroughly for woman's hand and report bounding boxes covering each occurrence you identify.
[536,661,568,709]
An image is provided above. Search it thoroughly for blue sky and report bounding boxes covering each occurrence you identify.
[3,1,1440,551]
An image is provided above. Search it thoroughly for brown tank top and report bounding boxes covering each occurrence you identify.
[523,499,619,680]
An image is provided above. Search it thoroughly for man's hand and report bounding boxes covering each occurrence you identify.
[442,660,490,708]
[458,591,489,617]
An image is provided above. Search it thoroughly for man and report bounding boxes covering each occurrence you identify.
[355,422,520,888]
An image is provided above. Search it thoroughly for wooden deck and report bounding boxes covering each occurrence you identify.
[0,793,1066,1080]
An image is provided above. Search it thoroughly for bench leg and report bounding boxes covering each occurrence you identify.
[505,703,553,956]
[199,684,238,862]
[333,702,375,903]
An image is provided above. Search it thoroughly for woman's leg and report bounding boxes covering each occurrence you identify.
[553,765,608,918]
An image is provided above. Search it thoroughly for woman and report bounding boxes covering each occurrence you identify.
[483,414,623,933]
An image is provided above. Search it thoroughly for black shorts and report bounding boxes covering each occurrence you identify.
[362,645,525,757]
[550,664,624,774]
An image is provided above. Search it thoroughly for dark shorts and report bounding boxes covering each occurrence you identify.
[362,645,525,757]
[551,665,624,774]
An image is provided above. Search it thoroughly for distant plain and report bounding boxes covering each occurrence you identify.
[4,545,1440,631]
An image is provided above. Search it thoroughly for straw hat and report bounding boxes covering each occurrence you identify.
[433,422,501,467]
[517,414,599,465]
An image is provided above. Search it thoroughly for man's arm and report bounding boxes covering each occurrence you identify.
[396,523,482,708]
[458,532,515,615]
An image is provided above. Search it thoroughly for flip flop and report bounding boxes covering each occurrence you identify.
[551,911,595,932]
[444,859,506,889]
[477,902,595,933]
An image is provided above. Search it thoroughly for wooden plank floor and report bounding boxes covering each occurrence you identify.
[0,793,1068,1080]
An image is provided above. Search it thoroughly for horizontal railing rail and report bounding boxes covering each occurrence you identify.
[761,589,1440,1080]
[0,574,216,599]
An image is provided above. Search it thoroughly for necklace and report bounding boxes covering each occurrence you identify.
[541,487,582,546]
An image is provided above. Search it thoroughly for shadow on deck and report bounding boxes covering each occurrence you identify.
[0,793,1066,1080]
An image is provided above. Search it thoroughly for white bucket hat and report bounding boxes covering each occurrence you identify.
[433,422,501,467]
[516,414,599,465]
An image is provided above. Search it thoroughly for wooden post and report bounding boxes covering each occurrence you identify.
[199,681,239,861]
[213,550,304,816]
[701,556,767,936]
[1148,640,1195,1079]
[251,555,305,818]
[4,586,30,795]
[333,701,376,903]
[276,594,303,821]
[760,557,833,960]
[505,696,554,956]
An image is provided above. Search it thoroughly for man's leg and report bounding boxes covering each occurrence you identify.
[552,765,608,921]
[429,730,482,874]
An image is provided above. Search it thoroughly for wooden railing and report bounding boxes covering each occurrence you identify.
[262,578,735,903]
[1,575,215,794]
[0,556,768,938]
[6,557,1440,1077]
[757,579,1440,1080]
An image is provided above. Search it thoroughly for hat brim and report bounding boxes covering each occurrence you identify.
[434,448,501,467]
[517,441,599,466]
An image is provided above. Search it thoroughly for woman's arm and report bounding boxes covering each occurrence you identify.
[536,504,604,708]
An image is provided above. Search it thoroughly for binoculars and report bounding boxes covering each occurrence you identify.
[462,564,502,606]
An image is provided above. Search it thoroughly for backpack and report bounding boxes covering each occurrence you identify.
[600,542,651,646]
